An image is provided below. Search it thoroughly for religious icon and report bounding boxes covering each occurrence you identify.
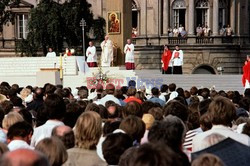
[108,11,121,34]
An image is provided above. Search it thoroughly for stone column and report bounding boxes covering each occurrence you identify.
[231,0,236,35]
[188,0,195,35]
[140,0,147,36]
[163,0,169,35]
[213,0,219,36]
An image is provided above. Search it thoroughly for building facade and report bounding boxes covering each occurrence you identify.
[1,0,250,74]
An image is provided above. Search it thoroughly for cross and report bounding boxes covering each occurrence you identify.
[80,18,86,56]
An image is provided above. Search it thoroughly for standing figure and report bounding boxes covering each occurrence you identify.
[101,36,113,67]
[242,55,250,89]
[171,45,183,74]
[64,48,72,57]
[161,45,172,74]
[226,25,233,37]
[203,25,211,37]
[196,24,203,37]
[173,27,179,37]
[46,48,56,57]
[86,41,97,67]
[124,39,135,70]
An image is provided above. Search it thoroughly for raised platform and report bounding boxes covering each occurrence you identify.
[0,57,245,93]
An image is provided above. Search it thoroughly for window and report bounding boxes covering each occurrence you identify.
[172,0,186,28]
[17,14,28,39]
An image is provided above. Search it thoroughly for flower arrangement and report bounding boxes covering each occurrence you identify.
[87,66,110,88]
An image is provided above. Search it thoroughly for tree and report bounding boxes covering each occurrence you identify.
[0,0,20,33]
[17,0,105,56]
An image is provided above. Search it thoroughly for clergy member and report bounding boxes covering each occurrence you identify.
[46,48,56,57]
[161,45,172,74]
[124,39,135,70]
[171,45,183,74]
[101,36,113,67]
[86,41,97,67]
[242,55,250,89]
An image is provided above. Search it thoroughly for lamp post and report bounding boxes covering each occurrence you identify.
[80,18,86,73]
[80,18,86,56]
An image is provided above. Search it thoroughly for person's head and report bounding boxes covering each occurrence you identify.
[128,80,136,88]
[103,120,121,136]
[142,114,155,130]
[127,87,137,97]
[127,39,131,44]
[168,83,176,92]
[190,86,198,96]
[48,48,53,52]
[44,94,66,120]
[7,121,33,144]
[106,83,115,95]
[141,101,158,114]
[0,149,49,166]
[192,153,224,166]
[33,88,44,100]
[44,83,56,96]
[102,133,133,165]
[208,96,236,127]
[126,143,182,166]
[164,45,169,51]
[119,115,145,143]
[85,103,100,114]
[78,89,88,99]
[63,102,84,128]
[198,99,212,115]
[74,111,102,149]
[105,35,109,40]
[135,91,145,102]
[163,100,189,122]
[199,133,226,151]
[89,41,93,46]
[122,101,142,118]
[200,112,212,131]
[148,107,164,121]
[151,87,160,97]
[52,125,75,149]
[175,45,179,50]
[148,115,186,151]
[35,137,68,166]
[2,112,24,131]
[160,84,168,93]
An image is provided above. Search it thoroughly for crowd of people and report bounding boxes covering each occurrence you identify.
[0,80,249,166]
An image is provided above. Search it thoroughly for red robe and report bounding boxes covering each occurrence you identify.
[161,50,172,71]
[242,61,250,87]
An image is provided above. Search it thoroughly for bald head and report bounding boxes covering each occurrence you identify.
[52,125,72,137]
[0,149,49,166]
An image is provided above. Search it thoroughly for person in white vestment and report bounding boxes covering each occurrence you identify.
[171,45,183,74]
[124,39,135,70]
[86,41,97,67]
[101,36,113,67]
[46,48,56,57]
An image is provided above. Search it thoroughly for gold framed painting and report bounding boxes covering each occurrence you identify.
[107,11,121,34]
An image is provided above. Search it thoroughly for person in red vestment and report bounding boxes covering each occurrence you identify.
[161,45,172,74]
[242,55,250,89]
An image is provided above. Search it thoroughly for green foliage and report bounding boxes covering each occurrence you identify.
[0,0,20,32]
[17,0,105,56]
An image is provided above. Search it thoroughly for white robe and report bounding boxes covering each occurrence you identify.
[46,52,56,57]
[86,46,97,63]
[101,39,113,67]
[124,43,135,63]
[171,50,183,66]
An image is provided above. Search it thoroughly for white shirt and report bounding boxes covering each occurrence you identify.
[31,120,64,147]
[124,43,135,63]
[192,125,250,152]
[86,46,97,63]
[8,140,33,151]
[101,39,113,67]
[99,94,121,106]
[159,92,168,102]
[46,52,56,57]
[171,50,183,66]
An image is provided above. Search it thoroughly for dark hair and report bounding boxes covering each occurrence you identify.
[102,133,133,165]
[190,86,198,96]
[0,107,4,128]
[200,113,212,131]
[85,103,100,114]
[141,101,158,114]
[198,99,212,115]
[106,84,115,94]
[208,96,236,127]
[51,127,75,149]
[127,143,182,166]
[201,88,210,99]
[160,84,168,93]
[44,84,56,96]
[63,102,83,128]
[44,94,66,120]
[103,120,121,136]
[18,109,33,126]
[78,89,88,99]
[7,121,33,140]
[128,80,136,88]
[127,87,137,96]
[242,120,250,137]
[148,115,186,151]
[168,83,176,92]
[122,101,142,118]
[244,88,250,98]
[238,97,250,111]
[151,87,160,96]
[163,100,189,122]
[148,107,164,120]
[119,115,145,142]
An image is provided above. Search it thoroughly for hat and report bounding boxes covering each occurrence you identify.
[142,114,155,130]
[236,108,249,118]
